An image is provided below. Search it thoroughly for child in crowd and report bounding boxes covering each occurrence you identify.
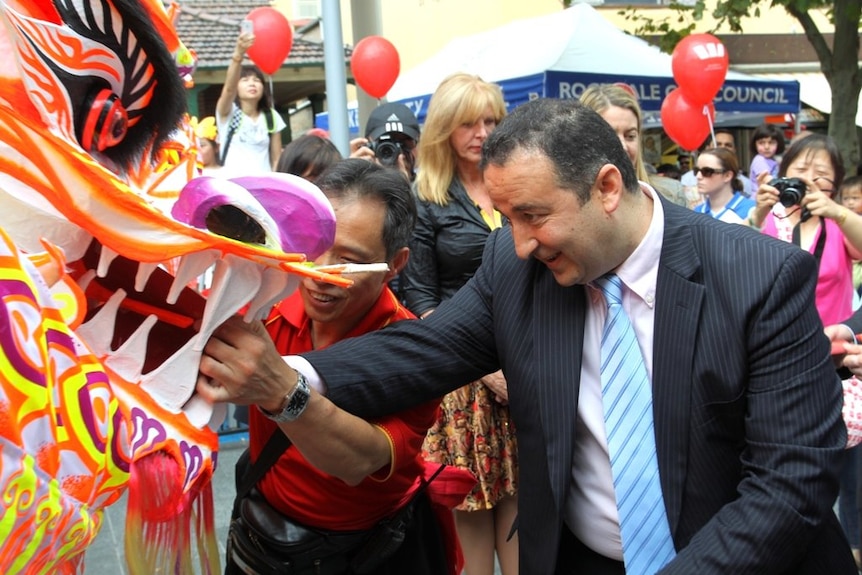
[749,123,785,180]
[193,116,221,176]
[842,175,862,298]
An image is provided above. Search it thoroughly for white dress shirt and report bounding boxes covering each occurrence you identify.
[565,183,665,559]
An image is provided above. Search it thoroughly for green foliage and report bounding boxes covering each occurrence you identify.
[618,4,697,52]
[619,0,837,52]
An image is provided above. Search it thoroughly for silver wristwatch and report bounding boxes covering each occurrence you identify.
[258,371,311,423]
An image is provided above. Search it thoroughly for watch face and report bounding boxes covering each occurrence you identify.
[267,374,310,423]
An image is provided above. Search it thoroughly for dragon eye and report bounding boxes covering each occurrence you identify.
[82,89,129,152]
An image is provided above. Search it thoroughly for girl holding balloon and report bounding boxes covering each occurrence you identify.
[215,29,285,174]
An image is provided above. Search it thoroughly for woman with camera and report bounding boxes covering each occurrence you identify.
[400,72,519,575]
[748,133,862,327]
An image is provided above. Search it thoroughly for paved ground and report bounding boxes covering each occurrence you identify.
[82,428,504,574]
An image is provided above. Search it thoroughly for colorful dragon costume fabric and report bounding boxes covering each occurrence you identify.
[0,0,343,573]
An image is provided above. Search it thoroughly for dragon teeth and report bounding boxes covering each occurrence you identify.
[134,262,159,292]
[76,288,126,355]
[96,245,119,278]
[195,254,262,351]
[167,249,220,305]
[104,314,158,381]
[244,267,300,322]
[75,248,309,419]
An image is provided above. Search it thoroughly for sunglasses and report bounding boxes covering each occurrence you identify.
[695,167,726,177]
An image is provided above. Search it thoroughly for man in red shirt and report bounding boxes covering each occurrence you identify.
[218,159,454,574]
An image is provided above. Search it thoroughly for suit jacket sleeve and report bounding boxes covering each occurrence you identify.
[662,246,847,573]
[302,230,505,420]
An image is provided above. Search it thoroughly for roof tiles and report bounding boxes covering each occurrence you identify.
[175,0,346,69]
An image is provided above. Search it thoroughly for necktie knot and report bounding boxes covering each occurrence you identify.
[596,273,624,308]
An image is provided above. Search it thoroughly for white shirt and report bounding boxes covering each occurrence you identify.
[565,183,665,559]
[216,104,285,175]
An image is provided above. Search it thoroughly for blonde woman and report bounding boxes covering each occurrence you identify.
[580,84,688,207]
[402,73,518,575]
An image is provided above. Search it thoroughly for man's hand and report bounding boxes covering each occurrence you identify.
[480,370,509,404]
[824,324,856,369]
[842,343,862,377]
[196,315,297,411]
[349,138,375,161]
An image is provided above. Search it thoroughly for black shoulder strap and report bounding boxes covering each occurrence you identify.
[791,218,827,269]
[219,108,243,166]
[264,108,274,133]
[236,427,292,500]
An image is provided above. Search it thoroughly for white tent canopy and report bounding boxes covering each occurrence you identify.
[388,4,679,100]
[387,4,799,120]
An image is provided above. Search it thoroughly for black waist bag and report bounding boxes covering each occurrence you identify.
[228,488,369,575]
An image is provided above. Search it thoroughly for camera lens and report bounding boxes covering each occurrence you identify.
[771,177,806,207]
[778,188,803,207]
[375,141,401,167]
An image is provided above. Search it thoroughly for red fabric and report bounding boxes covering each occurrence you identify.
[252,288,440,531]
[421,463,477,575]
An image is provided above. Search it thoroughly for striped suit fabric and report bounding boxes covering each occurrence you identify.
[310,197,855,574]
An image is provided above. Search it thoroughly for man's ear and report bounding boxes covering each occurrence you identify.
[385,247,410,282]
[595,164,625,214]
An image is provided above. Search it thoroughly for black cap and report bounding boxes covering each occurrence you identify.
[365,103,420,141]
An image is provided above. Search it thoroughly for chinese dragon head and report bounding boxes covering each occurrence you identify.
[0,0,341,573]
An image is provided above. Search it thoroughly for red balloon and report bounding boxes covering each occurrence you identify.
[672,33,729,106]
[245,7,293,75]
[661,88,715,151]
[351,36,400,99]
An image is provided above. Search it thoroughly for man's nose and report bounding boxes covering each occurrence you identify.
[511,225,537,260]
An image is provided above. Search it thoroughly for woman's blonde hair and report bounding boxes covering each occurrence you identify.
[579,84,650,183]
[415,73,506,205]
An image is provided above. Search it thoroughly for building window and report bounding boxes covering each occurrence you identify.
[294,0,320,18]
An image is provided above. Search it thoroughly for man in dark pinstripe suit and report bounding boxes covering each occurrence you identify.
[200,99,855,574]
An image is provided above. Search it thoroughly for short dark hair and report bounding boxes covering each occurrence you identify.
[779,133,845,190]
[840,174,862,192]
[750,123,786,156]
[657,163,681,179]
[315,159,416,259]
[480,99,639,204]
[276,135,342,182]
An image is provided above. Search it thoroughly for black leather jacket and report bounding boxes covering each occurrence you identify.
[402,178,496,317]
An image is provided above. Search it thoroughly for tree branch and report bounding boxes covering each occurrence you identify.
[784,3,834,77]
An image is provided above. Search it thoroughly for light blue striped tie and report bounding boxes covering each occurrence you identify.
[596,274,676,574]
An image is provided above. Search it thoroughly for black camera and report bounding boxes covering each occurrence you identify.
[770,177,806,207]
[367,138,406,167]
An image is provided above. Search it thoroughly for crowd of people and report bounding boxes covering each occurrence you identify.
[185,26,862,575]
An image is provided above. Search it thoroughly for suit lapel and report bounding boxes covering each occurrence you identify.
[653,202,705,536]
[534,269,585,511]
